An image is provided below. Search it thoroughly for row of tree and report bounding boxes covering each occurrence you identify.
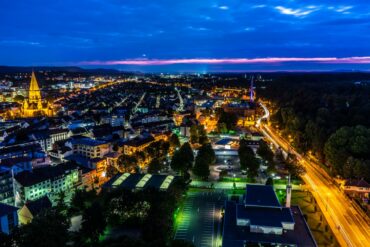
[260,74,370,181]
[170,141,216,180]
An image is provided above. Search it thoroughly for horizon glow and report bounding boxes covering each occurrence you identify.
[80,56,370,66]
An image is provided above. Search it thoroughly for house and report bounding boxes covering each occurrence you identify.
[18,196,52,225]
[341,179,370,198]
[29,129,69,151]
[70,138,110,159]
[120,134,155,155]
[0,203,18,235]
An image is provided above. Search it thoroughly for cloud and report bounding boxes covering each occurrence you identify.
[187,26,208,31]
[275,6,318,17]
[252,5,266,9]
[332,6,353,13]
[0,40,41,46]
[244,27,255,31]
[79,56,370,66]
[218,6,229,10]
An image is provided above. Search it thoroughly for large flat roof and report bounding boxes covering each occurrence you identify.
[236,204,294,228]
[244,184,281,207]
[223,201,317,247]
[104,173,177,191]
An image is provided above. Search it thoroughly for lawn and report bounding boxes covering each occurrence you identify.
[291,191,339,247]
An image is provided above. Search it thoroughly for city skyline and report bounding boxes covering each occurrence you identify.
[1,0,370,71]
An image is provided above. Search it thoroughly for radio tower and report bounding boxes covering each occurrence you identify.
[250,76,254,102]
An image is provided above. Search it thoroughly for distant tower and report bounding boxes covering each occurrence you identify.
[286,174,292,208]
[21,71,54,118]
[250,76,254,102]
[28,71,42,103]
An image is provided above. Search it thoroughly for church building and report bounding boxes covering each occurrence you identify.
[21,72,53,118]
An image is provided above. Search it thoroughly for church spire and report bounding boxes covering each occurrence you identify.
[29,71,42,102]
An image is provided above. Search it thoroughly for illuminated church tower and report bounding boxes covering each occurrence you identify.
[21,72,54,117]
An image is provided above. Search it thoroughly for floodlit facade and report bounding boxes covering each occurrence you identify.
[21,72,54,118]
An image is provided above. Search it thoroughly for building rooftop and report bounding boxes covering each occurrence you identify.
[121,135,155,147]
[104,173,177,191]
[15,162,78,187]
[236,204,294,228]
[0,203,18,216]
[24,196,52,216]
[244,184,281,207]
[223,202,317,247]
[344,178,370,188]
[71,138,106,146]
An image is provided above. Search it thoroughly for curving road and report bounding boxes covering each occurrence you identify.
[258,102,370,247]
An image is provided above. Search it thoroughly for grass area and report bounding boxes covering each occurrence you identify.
[275,189,286,204]
[220,176,253,183]
[291,191,339,247]
[273,178,304,186]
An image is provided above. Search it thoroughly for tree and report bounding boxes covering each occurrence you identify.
[265,177,274,186]
[0,233,13,247]
[148,158,162,174]
[324,126,370,178]
[179,142,194,169]
[55,191,68,216]
[217,110,238,133]
[285,160,306,179]
[193,145,213,180]
[106,164,119,178]
[197,143,216,166]
[13,95,24,102]
[15,209,69,247]
[70,189,97,214]
[193,155,210,180]
[198,125,209,145]
[169,133,180,150]
[80,202,107,244]
[170,150,188,174]
[189,125,199,144]
[257,140,274,163]
[238,139,260,179]
[118,154,138,172]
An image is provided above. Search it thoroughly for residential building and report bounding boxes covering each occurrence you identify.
[341,179,370,199]
[0,170,14,206]
[0,203,18,235]
[120,134,155,155]
[71,138,110,159]
[14,162,79,206]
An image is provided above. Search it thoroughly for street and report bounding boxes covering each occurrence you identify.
[261,121,370,247]
[175,190,225,247]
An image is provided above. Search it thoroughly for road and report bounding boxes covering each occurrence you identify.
[175,87,184,112]
[174,191,225,247]
[258,103,370,247]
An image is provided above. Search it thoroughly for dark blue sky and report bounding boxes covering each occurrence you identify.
[1,0,370,72]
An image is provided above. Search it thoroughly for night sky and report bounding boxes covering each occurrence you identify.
[1,0,370,72]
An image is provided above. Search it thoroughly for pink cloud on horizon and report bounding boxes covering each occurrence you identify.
[79,56,370,66]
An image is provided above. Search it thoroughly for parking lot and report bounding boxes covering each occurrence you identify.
[175,190,225,247]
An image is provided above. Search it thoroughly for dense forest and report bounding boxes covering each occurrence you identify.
[258,73,370,181]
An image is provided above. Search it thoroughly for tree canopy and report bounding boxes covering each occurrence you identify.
[238,139,260,179]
